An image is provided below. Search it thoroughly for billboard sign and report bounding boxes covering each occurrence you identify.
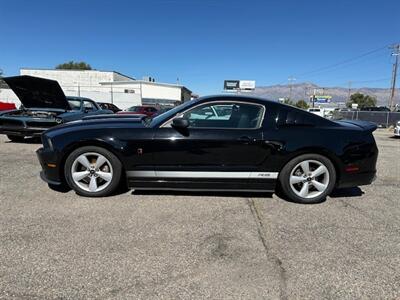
[224,80,240,90]
[224,80,256,91]
[311,95,332,103]
[239,80,256,90]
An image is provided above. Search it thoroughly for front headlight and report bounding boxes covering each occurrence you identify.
[55,118,63,124]
[397,121,400,127]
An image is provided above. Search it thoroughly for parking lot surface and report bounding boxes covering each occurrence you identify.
[0,130,399,299]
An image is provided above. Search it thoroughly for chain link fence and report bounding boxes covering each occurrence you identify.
[335,111,400,127]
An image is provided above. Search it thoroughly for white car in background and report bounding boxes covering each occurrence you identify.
[307,108,325,117]
[394,121,400,137]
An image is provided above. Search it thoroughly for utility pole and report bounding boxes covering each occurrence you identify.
[389,44,399,110]
[110,83,113,104]
[347,81,352,102]
[288,76,296,100]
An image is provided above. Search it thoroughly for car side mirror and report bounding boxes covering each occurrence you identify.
[172,117,189,129]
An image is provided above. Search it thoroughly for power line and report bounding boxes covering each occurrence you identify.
[294,44,389,78]
[341,77,392,85]
[297,52,388,81]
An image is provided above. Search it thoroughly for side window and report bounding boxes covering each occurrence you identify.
[83,101,97,111]
[182,102,264,129]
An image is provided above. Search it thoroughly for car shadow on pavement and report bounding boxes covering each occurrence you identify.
[131,190,274,199]
[330,187,364,198]
[5,137,42,144]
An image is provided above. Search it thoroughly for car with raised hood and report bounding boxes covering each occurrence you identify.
[37,95,378,204]
[0,75,113,142]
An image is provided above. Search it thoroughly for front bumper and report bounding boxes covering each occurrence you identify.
[0,126,46,137]
[36,147,63,185]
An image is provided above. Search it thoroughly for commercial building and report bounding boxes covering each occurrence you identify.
[0,68,192,109]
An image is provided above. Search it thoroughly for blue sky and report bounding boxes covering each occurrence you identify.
[1,0,399,94]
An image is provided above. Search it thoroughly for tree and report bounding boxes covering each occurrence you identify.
[346,92,377,108]
[55,61,92,70]
[295,99,309,109]
[283,98,295,106]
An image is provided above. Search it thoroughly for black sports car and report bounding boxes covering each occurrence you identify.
[0,76,113,142]
[37,95,378,203]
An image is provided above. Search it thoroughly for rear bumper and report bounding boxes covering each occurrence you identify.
[36,147,63,185]
[336,171,376,189]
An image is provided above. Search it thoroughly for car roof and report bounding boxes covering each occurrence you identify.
[197,94,276,104]
[66,96,93,101]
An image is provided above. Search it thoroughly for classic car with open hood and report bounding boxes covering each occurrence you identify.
[0,75,113,142]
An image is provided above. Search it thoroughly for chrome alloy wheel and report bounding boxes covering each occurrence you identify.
[71,152,113,193]
[289,159,330,199]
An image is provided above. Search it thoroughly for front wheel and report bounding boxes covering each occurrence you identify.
[279,154,336,204]
[64,146,122,197]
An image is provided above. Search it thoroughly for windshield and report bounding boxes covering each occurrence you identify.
[68,99,81,111]
[149,99,198,127]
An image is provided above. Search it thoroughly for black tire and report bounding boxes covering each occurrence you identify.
[64,146,122,197]
[278,154,336,204]
[7,135,24,142]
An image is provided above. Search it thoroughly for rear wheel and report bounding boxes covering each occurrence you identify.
[64,146,122,197]
[279,154,336,204]
[7,135,24,142]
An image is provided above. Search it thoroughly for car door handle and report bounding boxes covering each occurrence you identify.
[237,136,252,143]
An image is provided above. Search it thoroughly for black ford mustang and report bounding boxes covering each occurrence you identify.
[37,95,378,203]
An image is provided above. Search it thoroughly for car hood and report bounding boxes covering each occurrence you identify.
[2,75,70,110]
[44,116,147,136]
[335,120,377,132]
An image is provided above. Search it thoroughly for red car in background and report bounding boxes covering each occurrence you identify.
[117,105,158,117]
[0,101,16,111]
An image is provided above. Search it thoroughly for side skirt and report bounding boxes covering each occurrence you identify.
[126,171,278,192]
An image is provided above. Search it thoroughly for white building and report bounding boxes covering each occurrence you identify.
[0,68,192,109]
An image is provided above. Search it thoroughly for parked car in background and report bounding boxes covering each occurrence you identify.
[97,102,121,113]
[117,105,158,117]
[307,107,325,117]
[0,101,16,111]
[0,76,113,142]
[37,95,378,204]
[394,121,400,137]
[153,106,173,117]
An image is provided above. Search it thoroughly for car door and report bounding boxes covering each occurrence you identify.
[152,101,270,174]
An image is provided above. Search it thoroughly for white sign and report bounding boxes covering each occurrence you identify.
[239,80,256,90]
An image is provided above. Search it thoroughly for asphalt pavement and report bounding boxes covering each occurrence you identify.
[0,130,399,299]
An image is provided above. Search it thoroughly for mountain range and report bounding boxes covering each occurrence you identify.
[247,82,399,106]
